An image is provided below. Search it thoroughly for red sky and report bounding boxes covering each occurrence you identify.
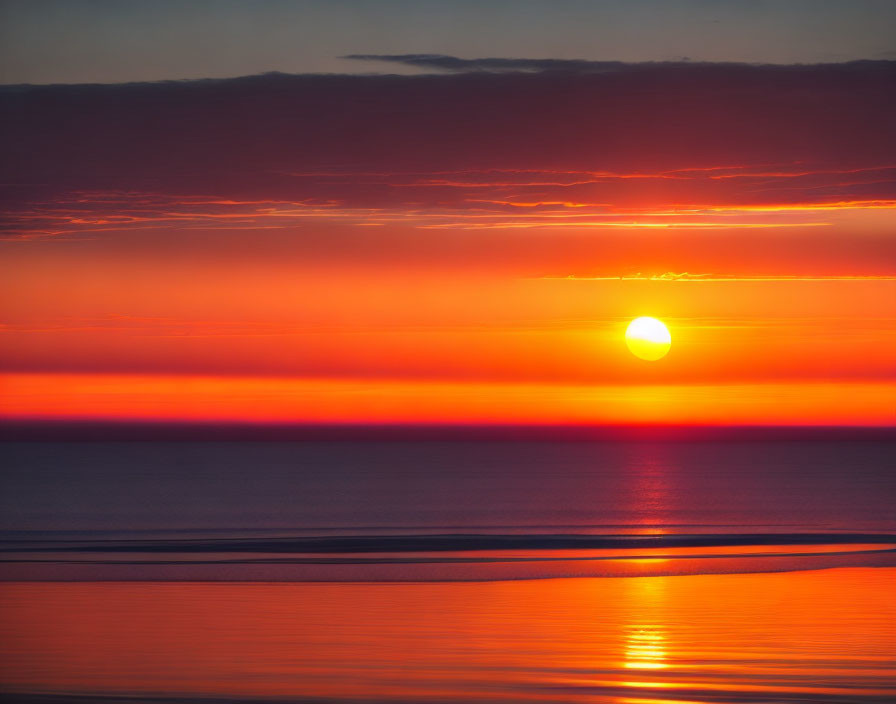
[1,62,894,425]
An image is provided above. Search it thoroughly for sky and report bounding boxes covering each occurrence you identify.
[0,2,894,425]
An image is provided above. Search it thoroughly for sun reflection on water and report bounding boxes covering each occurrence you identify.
[624,628,669,670]
[620,576,674,697]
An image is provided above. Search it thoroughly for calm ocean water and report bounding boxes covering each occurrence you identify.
[1,436,895,701]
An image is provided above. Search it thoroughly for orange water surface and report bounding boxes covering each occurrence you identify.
[1,568,894,703]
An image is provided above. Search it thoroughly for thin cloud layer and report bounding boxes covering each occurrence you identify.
[2,61,894,211]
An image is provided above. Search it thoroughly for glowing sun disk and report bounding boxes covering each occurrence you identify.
[625,317,672,361]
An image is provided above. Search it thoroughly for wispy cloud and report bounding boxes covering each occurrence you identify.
[7,188,896,241]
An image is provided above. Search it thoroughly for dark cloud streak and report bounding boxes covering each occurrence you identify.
[342,54,644,73]
[342,54,886,73]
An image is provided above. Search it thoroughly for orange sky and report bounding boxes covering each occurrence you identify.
[1,65,894,425]
[2,215,894,425]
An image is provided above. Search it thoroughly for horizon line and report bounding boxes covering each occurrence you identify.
[2,419,893,442]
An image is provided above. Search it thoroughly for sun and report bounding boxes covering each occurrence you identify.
[625,317,671,361]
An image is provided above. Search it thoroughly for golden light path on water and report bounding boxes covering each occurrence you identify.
[623,462,670,685]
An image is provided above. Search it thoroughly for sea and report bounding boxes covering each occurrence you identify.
[1,428,894,703]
